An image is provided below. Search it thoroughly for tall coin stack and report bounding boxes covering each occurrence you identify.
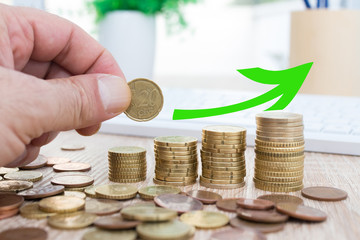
[153,136,198,186]
[108,146,147,183]
[200,126,247,189]
[254,112,304,192]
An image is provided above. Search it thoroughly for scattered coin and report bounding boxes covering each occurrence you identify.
[53,162,91,172]
[276,202,327,222]
[61,144,85,151]
[0,208,19,220]
[257,194,303,205]
[46,157,71,166]
[94,216,140,230]
[0,180,33,192]
[210,228,266,240]
[51,174,94,188]
[180,210,229,229]
[39,196,85,213]
[19,155,47,170]
[95,184,138,200]
[20,203,57,219]
[216,198,241,212]
[125,78,164,122]
[0,167,19,176]
[230,217,286,233]
[301,186,348,201]
[137,219,192,240]
[138,185,181,200]
[85,199,123,216]
[48,212,97,229]
[186,190,222,204]
[236,198,274,210]
[84,185,97,198]
[82,229,137,240]
[4,171,43,182]
[0,227,48,240]
[121,206,177,222]
[154,193,203,213]
[0,194,24,211]
[64,191,86,199]
[237,208,288,223]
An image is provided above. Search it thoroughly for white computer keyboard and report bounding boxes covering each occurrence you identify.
[100,87,360,156]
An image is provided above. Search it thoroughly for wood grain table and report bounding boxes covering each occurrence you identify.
[1,131,360,240]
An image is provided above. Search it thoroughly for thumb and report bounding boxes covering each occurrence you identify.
[41,74,131,132]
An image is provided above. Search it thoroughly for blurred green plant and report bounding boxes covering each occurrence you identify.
[90,0,197,31]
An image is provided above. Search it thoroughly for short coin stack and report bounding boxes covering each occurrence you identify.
[254,112,305,192]
[153,136,198,186]
[108,146,147,183]
[200,125,247,189]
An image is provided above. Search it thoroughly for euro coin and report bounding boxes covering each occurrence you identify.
[154,136,197,147]
[0,167,19,176]
[121,206,177,222]
[4,171,42,182]
[202,125,246,136]
[95,184,138,200]
[39,196,85,213]
[136,220,191,240]
[180,210,229,229]
[82,229,137,240]
[0,180,33,192]
[48,212,97,229]
[138,185,181,200]
[20,203,56,219]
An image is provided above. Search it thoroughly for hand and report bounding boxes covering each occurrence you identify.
[0,4,131,167]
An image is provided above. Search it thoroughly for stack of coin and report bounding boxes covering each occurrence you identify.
[200,125,247,189]
[254,112,304,192]
[108,146,147,183]
[153,136,198,186]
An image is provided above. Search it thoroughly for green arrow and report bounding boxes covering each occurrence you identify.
[172,62,313,120]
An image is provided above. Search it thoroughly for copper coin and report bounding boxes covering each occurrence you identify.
[210,228,266,240]
[186,190,222,204]
[51,175,94,188]
[216,198,240,212]
[0,227,47,240]
[20,155,47,170]
[257,194,303,205]
[276,202,327,222]
[237,198,274,210]
[94,216,141,230]
[17,185,64,199]
[154,193,203,213]
[237,208,288,223]
[46,157,71,166]
[301,186,348,201]
[0,208,19,220]
[53,162,91,172]
[230,217,285,233]
[0,194,24,211]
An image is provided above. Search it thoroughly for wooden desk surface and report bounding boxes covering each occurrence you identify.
[2,131,360,240]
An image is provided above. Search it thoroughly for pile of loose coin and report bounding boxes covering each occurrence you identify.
[254,112,305,192]
[200,125,247,189]
[108,146,147,183]
[153,136,198,186]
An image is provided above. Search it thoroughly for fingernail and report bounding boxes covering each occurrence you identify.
[98,75,131,114]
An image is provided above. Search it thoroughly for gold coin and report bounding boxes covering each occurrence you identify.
[154,149,198,156]
[199,180,245,189]
[156,162,197,169]
[154,154,197,161]
[256,136,304,142]
[155,158,197,165]
[255,154,305,162]
[153,178,196,186]
[255,139,305,148]
[121,206,177,221]
[201,156,245,162]
[200,150,244,158]
[4,171,42,182]
[202,134,245,141]
[199,176,243,185]
[154,136,197,147]
[125,78,163,122]
[108,167,147,173]
[137,219,191,240]
[256,130,303,138]
[64,191,86,199]
[155,175,197,182]
[255,146,305,153]
[108,171,146,177]
[85,199,123,216]
[95,184,138,200]
[180,210,229,229]
[256,125,304,132]
[20,203,57,219]
[201,147,244,154]
[202,143,246,150]
[254,174,303,182]
[108,177,146,183]
[202,165,245,172]
[138,186,181,200]
[83,229,137,240]
[84,186,97,198]
[201,160,245,167]
[254,164,304,172]
[108,146,146,155]
[154,170,195,178]
[254,182,303,192]
[201,173,244,181]
[202,125,246,136]
[39,196,85,213]
[0,180,33,192]
[155,167,197,174]
[154,145,197,152]
[0,167,19,176]
[256,112,303,123]
[255,149,304,158]
[201,169,246,177]
[202,138,245,145]
[48,212,97,229]
[255,159,304,168]
[51,174,94,188]
[253,177,303,187]
[65,186,90,192]
[254,168,303,177]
